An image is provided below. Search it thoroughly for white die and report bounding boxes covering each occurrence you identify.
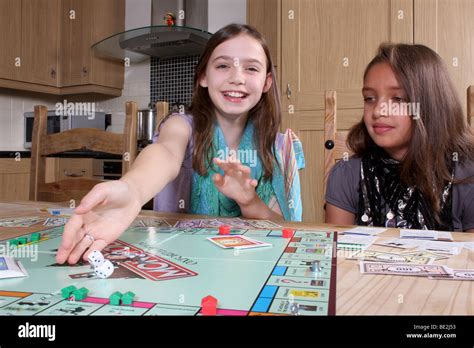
[94,260,114,279]
[88,250,105,267]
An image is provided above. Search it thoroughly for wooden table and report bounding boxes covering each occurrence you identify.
[1,200,473,315]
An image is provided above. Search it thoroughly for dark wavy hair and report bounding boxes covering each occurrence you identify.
[188,23,281,179]
[347,43,474,216]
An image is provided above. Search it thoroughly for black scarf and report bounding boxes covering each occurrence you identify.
[357,149,454,231]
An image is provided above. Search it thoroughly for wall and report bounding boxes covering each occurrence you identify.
[0,90,59,151]
[208,0,247,33]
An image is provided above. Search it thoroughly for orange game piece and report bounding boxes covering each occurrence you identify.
[219,225,231,235]
[282,228,294,238]
[201,295,218,315]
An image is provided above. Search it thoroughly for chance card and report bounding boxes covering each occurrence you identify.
[207,235,272,249]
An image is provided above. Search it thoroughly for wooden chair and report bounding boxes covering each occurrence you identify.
[155,101,169,126]
[323,91,352,196]
[468,85,473,126]
[29,102,138,202]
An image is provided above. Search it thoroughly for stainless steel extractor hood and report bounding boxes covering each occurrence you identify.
[92,0,212,61]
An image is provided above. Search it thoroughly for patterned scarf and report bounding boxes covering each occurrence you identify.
[190,120,274,217]
[357,149,454,231]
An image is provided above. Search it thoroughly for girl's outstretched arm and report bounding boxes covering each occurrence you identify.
[122,116,191,205]
[56,116,191,264]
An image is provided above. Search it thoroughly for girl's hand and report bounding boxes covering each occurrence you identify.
[212,157,258,206]
[55,180,142,265]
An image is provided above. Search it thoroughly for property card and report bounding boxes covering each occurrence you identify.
[0,257,28,279]
[338,235,376,249]
[359,261,452,277]
[421,241,461,255]
[400,229,453,241]
[207,235,272,250]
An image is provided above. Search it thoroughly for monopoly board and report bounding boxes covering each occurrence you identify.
[0,226,337,316]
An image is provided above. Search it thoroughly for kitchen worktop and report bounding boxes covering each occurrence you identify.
[0,151,31,158]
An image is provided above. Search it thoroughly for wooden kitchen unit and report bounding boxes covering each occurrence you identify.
[0,157,94,201]
[0,158,31,201]
[248,0,474,223]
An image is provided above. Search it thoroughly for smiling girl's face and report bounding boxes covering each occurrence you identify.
[362,62,414,161]
[199,34,272,121]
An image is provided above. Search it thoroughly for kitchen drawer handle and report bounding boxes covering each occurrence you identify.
[286,83,292,99]
[64,169,85,178]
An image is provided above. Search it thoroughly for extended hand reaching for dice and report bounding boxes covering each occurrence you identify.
[56,180,142,265]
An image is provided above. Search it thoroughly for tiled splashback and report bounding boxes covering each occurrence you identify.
[0,90,60,151]
[150,55,200,107]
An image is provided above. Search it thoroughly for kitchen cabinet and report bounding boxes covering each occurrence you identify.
[0,157,95,201]
[414,0,474,118]
[55,158,94,181]
[60,0,92,87]
[280,0,413,113]
[20,0,61,87]
[0,0,21,82]
[0,0,124,96]
[249,0,474,223]
[0,158,31,201]
[247,0,281,76]
[60,0,125,94]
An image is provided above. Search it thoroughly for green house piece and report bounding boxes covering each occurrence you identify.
[121,291,135,306]
[72,287,89,301]
[109,291,123,306]
[30,233,41,242]
[8,239,19,247]
[61,285,77,299]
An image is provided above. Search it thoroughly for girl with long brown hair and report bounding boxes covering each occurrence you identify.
[56,24,305,264]
[325,43,474,232]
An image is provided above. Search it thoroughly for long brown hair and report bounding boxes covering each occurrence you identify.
[347,43,474,215]
[188,24,281,178]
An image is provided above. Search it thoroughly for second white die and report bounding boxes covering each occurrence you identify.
[94,259,114,279]
[87,250,105,267]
